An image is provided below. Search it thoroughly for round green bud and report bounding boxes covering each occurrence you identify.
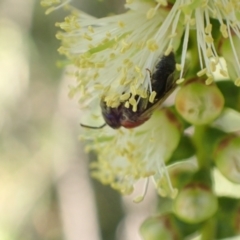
[140,215,181,240]
[214,135,240,184]
[175,81,224,125]
[174,183,218,224]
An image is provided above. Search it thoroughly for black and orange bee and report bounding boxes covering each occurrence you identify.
[81,52,176,129]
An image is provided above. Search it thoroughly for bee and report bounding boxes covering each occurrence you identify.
[81,52,176,129]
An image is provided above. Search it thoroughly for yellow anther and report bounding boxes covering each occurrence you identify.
[210,61,216,72]
[146,39,158,52]
[149,91,157,103]
[176,63,182,71]
[135,66,141,73]
[83,33,92,41]
[147,8,156,19]
[220,24,228,38]
[118,21,125,28]
[110,53,115,59]
[205,35,214,43]
[220,69,228,77]
[190,18,196,26]
[205,24,212,34]
[124,101,130,108]
[132,104,137,112]
[197,68,207,77]
[165,45,173,56]
[120,93,131,101]
[130,85,137,96]
[129,97,137,107]
[88,26,94,33]
[206,47,213,57]
[176,78,185,84]
[205,76,214,85]
[234,78,240,86]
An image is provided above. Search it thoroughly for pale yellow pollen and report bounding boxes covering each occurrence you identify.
[134,65,141,73]
[125,101,130,108]
[205,35,214,43]
[126,61,133,69]
[210,61,216,72]
[205,76,214,85]
[55,32,63,39]
[225,2,233,14]
[129,97,137,107]
[149,137,155,142]
[88,44,95,49]
[118,21,125,28]
[106,32,111,38]
[201,0,208,8]
[197,68,207,77]
[111,102,120,108]
[132,105,137,112]
[234,78,240,87]
[146,39,158,52]
[110,53,115,59]
[93,72,99,79]
[206,47,213,58]
[149,91,157,103]
[103,86,111,95]
[220,24,228,38]
[104,94,119,104]
[127,141,135,151]
[88,26,94,33]
[190,18,196,26]
[220,69,228,77]
[176,63,182,71]
[205,24,212,34]
[165,45,173,56]
[120,92,131,101]
[119,76,127,85]
[214,57,219,64]
[184,14,192,24]
[130,85,137,96]
[146,8,157,19]
[58,46,68,55]
[93,84,103,90]
[133,196,144,203]
[176,78,185,84]
[95,62,105,68]
[83,33,92,41]
[121,40,132,53]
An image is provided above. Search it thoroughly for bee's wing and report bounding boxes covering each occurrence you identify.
[136,71,177,120]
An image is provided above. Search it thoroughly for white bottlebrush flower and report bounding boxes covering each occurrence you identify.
[82,109,181,199]
[41,0,240,198]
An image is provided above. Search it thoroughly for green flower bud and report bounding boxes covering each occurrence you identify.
[174,183,218,224]
[215,197,240,239]
[214,135,240,184]
[175,81,224,125]
[140,215,181,240]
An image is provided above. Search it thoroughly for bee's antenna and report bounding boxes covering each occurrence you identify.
[80,123,107,129]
